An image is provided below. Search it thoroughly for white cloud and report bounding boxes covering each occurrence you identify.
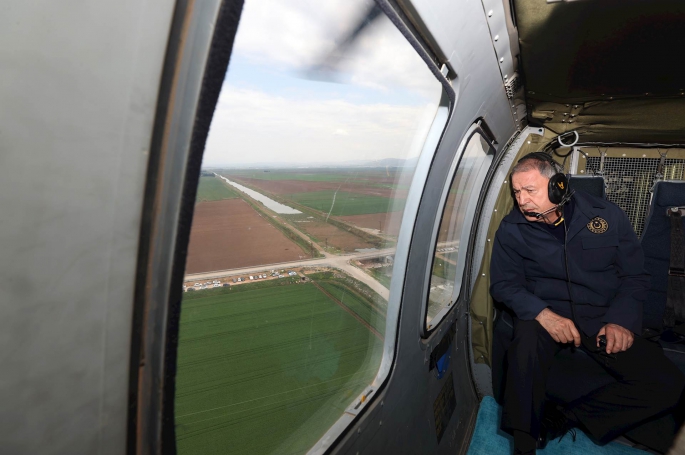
[201,1,446,167]
[202,86,440,166]
[232,0,440,98]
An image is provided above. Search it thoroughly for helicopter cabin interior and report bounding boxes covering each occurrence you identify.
[2,0,685,455]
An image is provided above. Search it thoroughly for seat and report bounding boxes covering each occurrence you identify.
[569,175,606,199]
[640,180,685,373]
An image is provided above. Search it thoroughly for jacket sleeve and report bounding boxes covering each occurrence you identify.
[490,224,549,320]
[601,208,649,334]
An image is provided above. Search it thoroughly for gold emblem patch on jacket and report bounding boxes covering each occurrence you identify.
[587,217,608,234]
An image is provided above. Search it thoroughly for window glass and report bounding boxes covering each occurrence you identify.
[175,1,443,454]
[426,132,494,329]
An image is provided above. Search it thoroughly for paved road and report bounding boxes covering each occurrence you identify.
[185,247,396,300]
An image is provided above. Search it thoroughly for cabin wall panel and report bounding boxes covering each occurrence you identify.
[0,1,175,454]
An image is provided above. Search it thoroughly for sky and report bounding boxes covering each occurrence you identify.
[202,0,443,167]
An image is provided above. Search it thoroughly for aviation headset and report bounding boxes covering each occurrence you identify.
[510,152,569,205]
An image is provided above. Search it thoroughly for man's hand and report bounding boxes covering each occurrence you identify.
[535,308,581,346]
[597,323,634,354]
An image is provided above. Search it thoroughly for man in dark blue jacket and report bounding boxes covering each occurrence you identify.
[490,153,685,455]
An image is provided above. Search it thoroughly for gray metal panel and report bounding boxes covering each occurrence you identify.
[0,1,175,453]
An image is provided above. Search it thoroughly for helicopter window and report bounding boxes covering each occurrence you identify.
[173,1,444,453]
[425,130,494,330]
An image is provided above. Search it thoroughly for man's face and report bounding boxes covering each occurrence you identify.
[511,169,556,222]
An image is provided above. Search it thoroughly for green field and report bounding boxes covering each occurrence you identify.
[368,266,393,290]
[290,190,401,216]
[317,281,386,336]
[175,279,383,455]
[195,176,238,202]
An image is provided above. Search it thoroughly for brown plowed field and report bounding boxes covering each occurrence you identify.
[185,199,308,274]
[290,217,377,252]
[338,211,404,237]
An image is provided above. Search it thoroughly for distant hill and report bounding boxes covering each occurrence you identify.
[203,156,420,170]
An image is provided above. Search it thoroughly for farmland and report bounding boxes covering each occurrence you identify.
[195,176,238,202]
[289,190,400,217]
[185,199,311,274]
[367,265,393,290]
[284,213,378,253]
[175,277,384,455]
[206,168,415,255]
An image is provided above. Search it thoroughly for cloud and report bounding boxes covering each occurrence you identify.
[232,0,440,98]
[202,86,440,166]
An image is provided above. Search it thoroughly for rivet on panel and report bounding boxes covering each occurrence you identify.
[642,154,647,157]
[494,35,499,41]
[573,105,579,108]
[379,421,383,426]
[527,141,531,144]
[488,10,493,16]
[622,153,626,157]
[482,273,486,277]
[487,239,491,242]
[580,169,585,173]
[565,104,570,107]
[494,209,497,212]
[500,57,504,63]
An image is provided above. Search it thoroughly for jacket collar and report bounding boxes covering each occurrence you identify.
[503,191,608,240]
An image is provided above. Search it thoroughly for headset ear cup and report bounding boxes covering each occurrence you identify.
[548,173,568,205]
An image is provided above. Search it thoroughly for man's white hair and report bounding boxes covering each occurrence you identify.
[511,157,558,179]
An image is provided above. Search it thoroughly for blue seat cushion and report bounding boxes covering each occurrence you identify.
[640,181,685,331]
[569,175,606,199]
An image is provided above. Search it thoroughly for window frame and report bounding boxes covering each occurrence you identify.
[421,123,496,336]
[133,1,458,454]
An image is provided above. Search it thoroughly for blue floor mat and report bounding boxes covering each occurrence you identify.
[467,396,649,455]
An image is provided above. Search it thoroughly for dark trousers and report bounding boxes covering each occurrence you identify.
[502,319,685,447]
